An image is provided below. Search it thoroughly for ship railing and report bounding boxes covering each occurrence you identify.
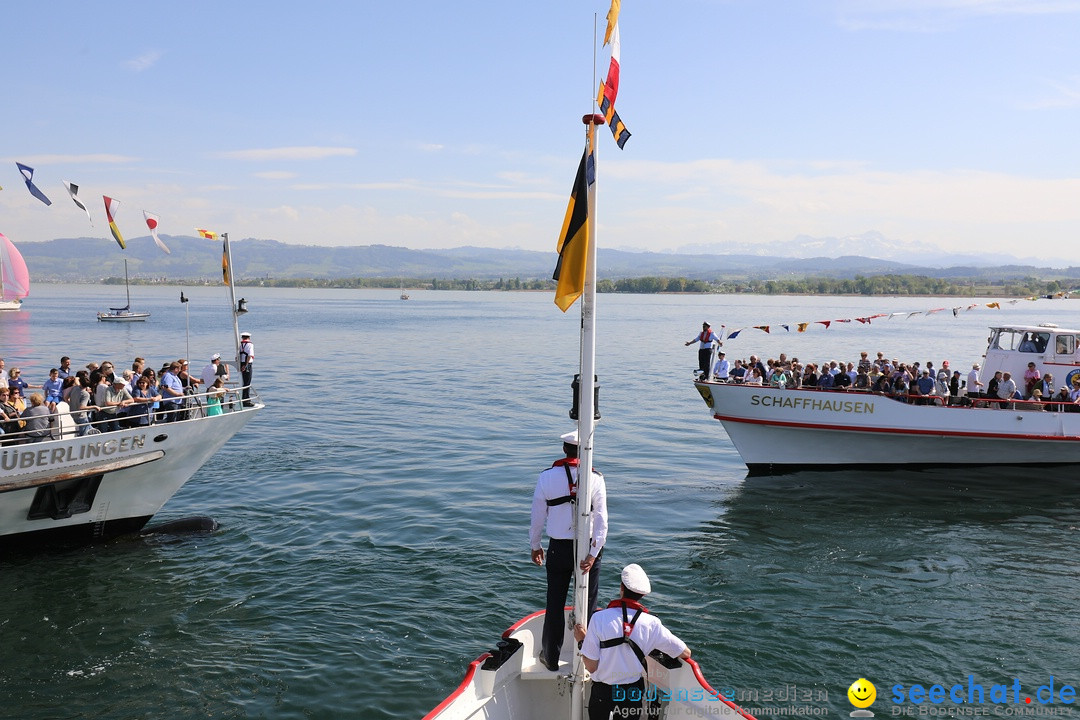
[0,385,262,445]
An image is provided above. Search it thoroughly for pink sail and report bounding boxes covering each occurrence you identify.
[0,232,31,302]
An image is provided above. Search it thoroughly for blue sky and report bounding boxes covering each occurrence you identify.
[2,0,1080,261]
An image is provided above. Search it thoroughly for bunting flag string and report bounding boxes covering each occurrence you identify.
[63,181,94,226]
[103,196,126,249]
[719,294,1073,343]
[143,211,170,254]
[595,0,631,149]
[17,162,51,205]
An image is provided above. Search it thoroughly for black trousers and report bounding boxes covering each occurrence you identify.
[241,365,253,405]
[697,348,711,374]
[542,538,602,666]
[589,679,645,720]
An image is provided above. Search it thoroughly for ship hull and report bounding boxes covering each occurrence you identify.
[0,406,259,549]
[694,382,1080,474]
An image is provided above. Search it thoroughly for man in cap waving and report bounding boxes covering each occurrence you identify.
[685,321,721,375]
[574,564,692,720]
[530,429,608,672]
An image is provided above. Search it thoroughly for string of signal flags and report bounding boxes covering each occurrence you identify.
[719,292,1075,342]
[3,160,226,259]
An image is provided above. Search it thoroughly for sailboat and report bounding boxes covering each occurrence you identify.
[97,258,151,322]
[400,279,410,300]
[427,82,754,720]
[0,232,30,312]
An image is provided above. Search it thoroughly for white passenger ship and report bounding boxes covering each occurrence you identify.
[0,387,261,549]
[693,324,1080,474]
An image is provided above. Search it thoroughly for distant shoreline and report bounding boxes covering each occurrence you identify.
[33,277,1075,299]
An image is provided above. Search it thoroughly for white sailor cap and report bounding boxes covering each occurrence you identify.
[241,332,251,338]
[211,353,221,361]
[560,430,578,446]
[621,564,651,595]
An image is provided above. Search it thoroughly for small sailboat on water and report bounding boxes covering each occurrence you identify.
[98,258,150,322]
[400,279,410,300]
[0,232,31,312]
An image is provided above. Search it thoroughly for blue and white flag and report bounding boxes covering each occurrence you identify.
[16,162,51,205]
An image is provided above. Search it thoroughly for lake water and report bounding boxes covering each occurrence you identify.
[1,286,1078,719]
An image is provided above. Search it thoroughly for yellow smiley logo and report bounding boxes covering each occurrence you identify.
[848,678,876,708]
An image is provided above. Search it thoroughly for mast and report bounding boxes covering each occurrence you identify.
[570,112,604,720]
[124,259,131,309]
[223,232,242,362]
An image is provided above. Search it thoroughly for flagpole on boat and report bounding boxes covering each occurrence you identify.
[222,232,242,362]
[571,112,604,720]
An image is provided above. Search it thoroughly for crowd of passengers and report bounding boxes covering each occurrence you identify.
[705,349,1080,411]
[0,354,234,444]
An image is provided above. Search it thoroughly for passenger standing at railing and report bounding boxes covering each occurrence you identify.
[205,379,226,417]
[201,354,229,389]
[100,379,134,432]
[239,332,255,407]
[0,387,20,442]
[67,376,94,436]
[159,362,185,423]
[42,368,63,409]
[8,367,30,399]
[128,376,160,427]
[22,393,51,442]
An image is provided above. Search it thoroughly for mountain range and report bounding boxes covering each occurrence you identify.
[12,232,1080,283]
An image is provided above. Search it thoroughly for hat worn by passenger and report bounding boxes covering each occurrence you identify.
[621,564,651,595]
[241,332,251,338]
[211,353,221,361]
[560,430,579,446]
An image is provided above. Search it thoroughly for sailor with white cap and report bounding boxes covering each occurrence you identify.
[238,332,254,406]
[574,564,691,720]
[685,321,721,375]
[529,429,608,672]
[200,352,230,389]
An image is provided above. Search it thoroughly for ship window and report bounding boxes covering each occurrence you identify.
[1056,335,1076,354]
[1018,332,1050,353]
[27,474,103,520]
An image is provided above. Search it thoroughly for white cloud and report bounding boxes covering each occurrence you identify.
[125,50,163,72]
[217,147,358,161]
[253,171,297,180]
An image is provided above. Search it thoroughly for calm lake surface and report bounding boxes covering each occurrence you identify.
[1,286,1078,719]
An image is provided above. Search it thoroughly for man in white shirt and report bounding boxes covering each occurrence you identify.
[530,430,608,672]
[201,354,230,389]
[710,351,730,381]
[574,564,691,720]
[967,364,983,397]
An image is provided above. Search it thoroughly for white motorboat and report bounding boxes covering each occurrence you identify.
[693,322,1080,474]
[0,232,30,312]
[0,389,262,548]
[98,259,150,322]
[425,610,756,720]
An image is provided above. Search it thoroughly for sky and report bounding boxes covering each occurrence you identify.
[2,0,1080,262]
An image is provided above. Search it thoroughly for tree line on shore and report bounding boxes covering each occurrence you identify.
[161,273,1073,297]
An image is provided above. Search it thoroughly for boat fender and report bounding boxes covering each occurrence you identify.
[480,638,522,671]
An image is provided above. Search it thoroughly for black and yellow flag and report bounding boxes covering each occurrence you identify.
[553,148,590,312]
